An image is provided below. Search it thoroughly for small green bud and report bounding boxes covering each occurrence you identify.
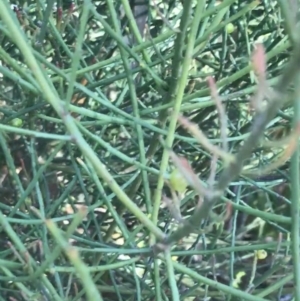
[169,168,188,193]
[226,23,235,34]
[25,197,32,206]
[10,118,23,127]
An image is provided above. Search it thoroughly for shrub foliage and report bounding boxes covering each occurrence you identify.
[0,1,299,301]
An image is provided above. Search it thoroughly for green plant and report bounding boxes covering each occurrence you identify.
[0,1,299,301]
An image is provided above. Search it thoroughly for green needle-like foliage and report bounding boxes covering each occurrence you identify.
[0,1,298,301]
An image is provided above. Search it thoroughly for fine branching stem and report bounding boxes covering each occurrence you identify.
[159,37,300,247]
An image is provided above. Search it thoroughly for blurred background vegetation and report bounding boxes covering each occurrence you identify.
[0,0,298,300]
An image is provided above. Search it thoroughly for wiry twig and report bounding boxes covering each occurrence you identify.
[162,194,183,223]
[168,151,210,198]
[250,43,268,112]
[207,76,228,152]
[243,121,300,177]
[154,40,300,251]
[208,154,218,189]
[177,115,233,163]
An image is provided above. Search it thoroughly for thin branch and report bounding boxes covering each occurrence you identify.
[177,115,234,162]
[155,39,300,249]
[207,76,228,152]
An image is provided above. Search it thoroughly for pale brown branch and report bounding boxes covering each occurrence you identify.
[207,76,228,152]
[177,115,234,163]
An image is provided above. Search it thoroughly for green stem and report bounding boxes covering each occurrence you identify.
[0,0,165,241]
